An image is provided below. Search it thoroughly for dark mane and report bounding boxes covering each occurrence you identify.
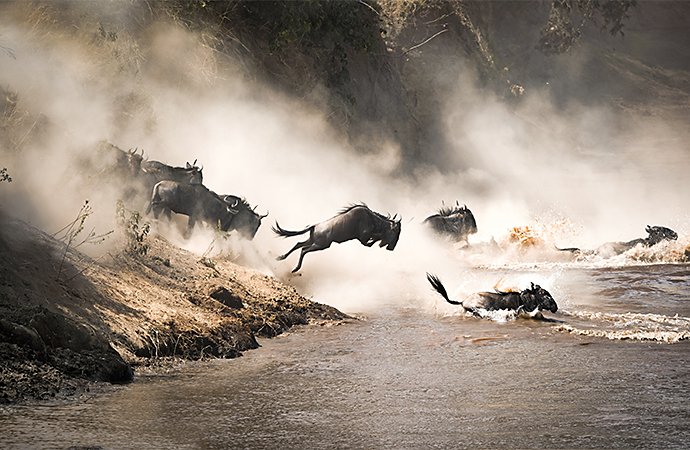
[338,203,368,215]
[339,203,393,223]
[437,205,467,217]
[236,197,252,210]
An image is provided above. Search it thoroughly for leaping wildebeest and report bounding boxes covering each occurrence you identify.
[146,180,238,237]
[273,203,402,273]
[423,201,477,244]
[426,273,558,317]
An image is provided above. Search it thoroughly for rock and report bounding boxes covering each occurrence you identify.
[208,285,244,309]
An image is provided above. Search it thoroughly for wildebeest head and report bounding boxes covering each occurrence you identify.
[521,283,558,313]
[645,225,678,246]
[221,195,268,240]
[126,148,144,175]
[424,202,477,242]
[383,216,402,250]
[184,159,203,185]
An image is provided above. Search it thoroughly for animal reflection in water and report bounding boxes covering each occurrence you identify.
[557,225,678,258]
[426,273,559,320]
[273,204,402,273]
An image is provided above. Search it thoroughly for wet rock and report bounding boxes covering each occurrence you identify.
[23,309,133,384]
[208,285,244,309]
[0,318,47,358]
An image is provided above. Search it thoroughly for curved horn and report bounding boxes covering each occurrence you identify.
[223,196,239,208]
[260,211,269,219]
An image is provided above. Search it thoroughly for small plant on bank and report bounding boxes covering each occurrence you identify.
[53,200,113,280]
[115,200,150,257]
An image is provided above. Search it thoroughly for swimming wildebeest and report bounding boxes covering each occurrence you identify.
[426,273,558,316]
[273,204,402,273]
[216,194,268,240]
[146,180,238,237]
[557,225,678,258]
[423,202,477,244]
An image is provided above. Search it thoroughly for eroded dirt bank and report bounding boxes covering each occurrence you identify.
[0,210,348,404]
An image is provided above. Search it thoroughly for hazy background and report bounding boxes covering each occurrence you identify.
[1,1,689,313]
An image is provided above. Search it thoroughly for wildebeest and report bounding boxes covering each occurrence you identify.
[424,202,477,244]
[557,225,678,258]
[140,152,203,188]
[426,273,558,316]
[94,141,144,178]
[216,195,268,240]
[273,204,402,273]
[146,180,238,237]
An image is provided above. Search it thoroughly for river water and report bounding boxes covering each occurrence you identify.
[1,261,690,449]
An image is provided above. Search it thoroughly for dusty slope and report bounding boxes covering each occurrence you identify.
[0,210,348,404]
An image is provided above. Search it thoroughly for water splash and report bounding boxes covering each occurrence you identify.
[556,310,690,343]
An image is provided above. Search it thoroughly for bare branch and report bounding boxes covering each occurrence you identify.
[404,28,448,54]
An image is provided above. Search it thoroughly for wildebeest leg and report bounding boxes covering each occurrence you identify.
[359,234,380,247]
[292,242,330,273]
[184,216,195,239]
[276,239,311,261]
[150,204,165,219]
[361,238,376,247]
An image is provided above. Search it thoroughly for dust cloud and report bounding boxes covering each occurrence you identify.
[1,3,688,314]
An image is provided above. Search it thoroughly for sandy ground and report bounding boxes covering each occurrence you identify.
[0,210,348,405]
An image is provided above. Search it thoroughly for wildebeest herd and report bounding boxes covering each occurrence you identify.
[99,141,681,320]
[97,142,268,240]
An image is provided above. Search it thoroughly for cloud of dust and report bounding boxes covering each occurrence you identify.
[1,3,688,314]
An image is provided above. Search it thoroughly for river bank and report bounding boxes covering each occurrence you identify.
[0,210,348,405]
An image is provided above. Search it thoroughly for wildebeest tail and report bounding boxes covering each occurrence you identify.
[271,221,312,238]
[554,245,580,253]
[426,273,462,305]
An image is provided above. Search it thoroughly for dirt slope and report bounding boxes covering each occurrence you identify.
[0,210,348,404]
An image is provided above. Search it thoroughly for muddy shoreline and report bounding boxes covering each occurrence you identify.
[0,211,349,405]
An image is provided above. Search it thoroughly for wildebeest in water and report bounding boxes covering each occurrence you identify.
[146,180,238,237]
[424,202,477,245]
[426,273,558,317]
[556,225,678,258]
[273,204,402,273]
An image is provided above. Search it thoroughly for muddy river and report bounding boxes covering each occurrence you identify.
[1,264,690,449]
